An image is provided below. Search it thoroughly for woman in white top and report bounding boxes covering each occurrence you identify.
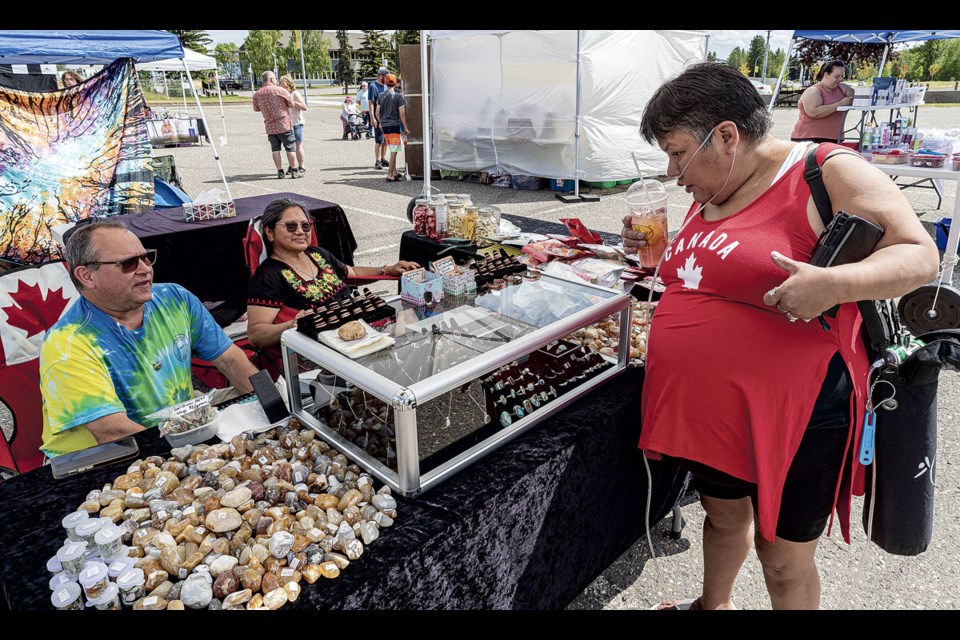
[357,81,370,135]
[280,75,308,175]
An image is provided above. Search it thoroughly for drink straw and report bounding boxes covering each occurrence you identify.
[631,151,648,192]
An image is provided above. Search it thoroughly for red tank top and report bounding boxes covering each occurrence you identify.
[792,85,848,141]
[639,143,871,543]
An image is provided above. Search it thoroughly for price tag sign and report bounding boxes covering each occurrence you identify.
[431,255,457,275]
[172,396,210,418]
[402,267,426,283]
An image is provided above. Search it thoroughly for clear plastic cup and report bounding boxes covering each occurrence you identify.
[94,525,124,560]
[56,541,88,577]
[85,582,121,610]
[51,582,83,611]
[107,555,137,579]
[49,571,75,591]
[625,180,669,268]
[116,567,145,605]
[78,561,110,600]
[61,510,90,542]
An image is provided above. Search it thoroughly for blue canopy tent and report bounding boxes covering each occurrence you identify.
[0,30,231,199]
[769,30,960,113]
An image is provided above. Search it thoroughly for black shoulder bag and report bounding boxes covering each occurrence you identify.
[803,145,898,359]
[804,144,960,556]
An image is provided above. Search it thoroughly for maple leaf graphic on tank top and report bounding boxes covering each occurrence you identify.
[677,254,704,289]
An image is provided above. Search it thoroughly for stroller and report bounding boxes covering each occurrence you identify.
[345,113,369,141]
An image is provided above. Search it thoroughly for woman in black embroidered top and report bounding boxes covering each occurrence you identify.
[247,198,418,374]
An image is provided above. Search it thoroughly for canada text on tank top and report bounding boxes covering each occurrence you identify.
[658,164,824,308]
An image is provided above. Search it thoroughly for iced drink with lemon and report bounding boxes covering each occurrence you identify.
[626,179,669,268]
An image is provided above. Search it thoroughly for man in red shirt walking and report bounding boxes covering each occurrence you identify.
[252,71,301,179]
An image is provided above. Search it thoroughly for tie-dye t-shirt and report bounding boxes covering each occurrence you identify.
[40,283,232,457]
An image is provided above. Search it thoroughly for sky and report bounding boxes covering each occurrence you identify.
[205,30,796,61]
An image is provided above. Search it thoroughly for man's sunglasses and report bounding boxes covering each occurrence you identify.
[84,249,158,274]
[279,221,313,234]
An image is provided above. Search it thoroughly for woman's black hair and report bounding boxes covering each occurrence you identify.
[260,198,310,254]
[818,60,845,81]
[639,62,771,146]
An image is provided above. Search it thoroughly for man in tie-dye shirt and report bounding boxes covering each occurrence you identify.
[40,220,259,457]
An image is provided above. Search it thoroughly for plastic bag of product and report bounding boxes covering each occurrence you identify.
[569,258,626,288]
[542,261,595,285]
[148,394,219,436]
[522,239,590,263]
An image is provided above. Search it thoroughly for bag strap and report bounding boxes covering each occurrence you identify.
[803,145,834,227]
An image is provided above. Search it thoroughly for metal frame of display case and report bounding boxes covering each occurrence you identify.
[281,274,632,496]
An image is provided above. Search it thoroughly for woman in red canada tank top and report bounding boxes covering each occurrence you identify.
[621,63,938,610]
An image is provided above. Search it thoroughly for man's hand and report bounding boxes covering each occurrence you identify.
[621,215,648,253]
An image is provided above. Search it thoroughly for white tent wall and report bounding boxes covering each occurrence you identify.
[431,30,578,180]
[579,30,705,179]
[429,30,704,182]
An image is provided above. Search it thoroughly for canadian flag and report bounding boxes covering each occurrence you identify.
[0,261,80,474]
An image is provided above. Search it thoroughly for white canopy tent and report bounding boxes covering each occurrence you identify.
[419,30,706,200]
[137,46,228,145]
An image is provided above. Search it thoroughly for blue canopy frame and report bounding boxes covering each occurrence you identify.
[769,30,960,113]
[0,30,183,64]
[0,30,233,198]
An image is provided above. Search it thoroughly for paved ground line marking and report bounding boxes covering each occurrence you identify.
[342,205,407,222]
[354,243,401,256]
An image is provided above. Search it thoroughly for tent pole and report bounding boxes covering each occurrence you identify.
[180,70,187,114]
[574,30,581,199]
[878,41,891,77]
[162,72,169,99]
[768,37,796,114]
[298,29,309,106]
[420,30,431,197]
[181,57,232,200]
[214,69,227,145]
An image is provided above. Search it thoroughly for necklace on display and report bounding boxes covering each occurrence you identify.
[464,381,490,423]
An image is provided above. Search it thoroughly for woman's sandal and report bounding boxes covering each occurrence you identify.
[385,175,402,182]
[650,597,703,610]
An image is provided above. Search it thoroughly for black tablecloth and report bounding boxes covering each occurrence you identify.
[0,368,687,610]
[399,213,622,268]
[117,193,356,322]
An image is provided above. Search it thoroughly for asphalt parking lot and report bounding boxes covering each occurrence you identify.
[7,94,959,610]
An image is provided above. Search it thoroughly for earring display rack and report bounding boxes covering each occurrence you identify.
[296,288,396,337]
[281,271,632,496]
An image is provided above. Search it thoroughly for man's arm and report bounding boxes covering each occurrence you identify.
[85,412,147,445]
[252,93,260,112]
[399,104,410,136]
[211,344,258,394]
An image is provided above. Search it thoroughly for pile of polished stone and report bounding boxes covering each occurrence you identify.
[57,421,397,610]
[566,301,655,366]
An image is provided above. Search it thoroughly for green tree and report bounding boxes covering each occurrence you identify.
[301,30,332,79]
[794,40,891,78]
[336,30,353,93]
[360,30,391,79]
[169,30,212,54]
[213,42,239,68]
[746,35,765,76]
[726,47,747,71]
[767,48,786,80]
[933,38,960,80]
[912,41,944,80]
[390,30,421,70]
[706,51,718,63]
[243,30,283,80]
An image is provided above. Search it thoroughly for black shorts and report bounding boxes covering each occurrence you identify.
[676,352,853,543]
[373,127,384,144]
[268,130,296,152]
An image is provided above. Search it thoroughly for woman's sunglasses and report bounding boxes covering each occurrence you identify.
[84,249,158,274]
[280,221,313,233]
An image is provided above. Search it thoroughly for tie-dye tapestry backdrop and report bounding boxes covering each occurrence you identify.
[0,58,153,264]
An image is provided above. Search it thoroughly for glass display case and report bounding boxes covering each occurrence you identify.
[281,274,632,496]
